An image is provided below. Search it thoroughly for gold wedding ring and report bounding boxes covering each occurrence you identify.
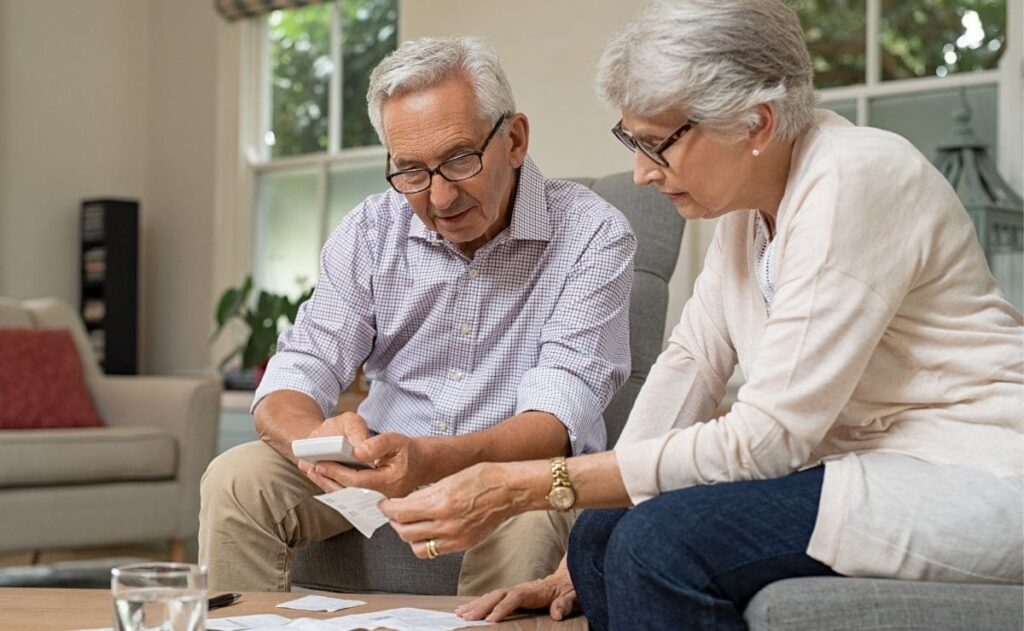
[425,539,439,560]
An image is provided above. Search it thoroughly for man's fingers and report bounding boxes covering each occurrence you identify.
[456,589,511,621]
[306,468,341,493]
[486,589,531,622]
[357,432,401,461]
[550,591,577,620]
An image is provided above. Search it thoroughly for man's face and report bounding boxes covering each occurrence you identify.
[382,75,528,256]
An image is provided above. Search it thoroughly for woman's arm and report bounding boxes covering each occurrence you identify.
[378,450,627,558]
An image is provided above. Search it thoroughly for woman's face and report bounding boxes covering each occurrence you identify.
[620,109,754,221]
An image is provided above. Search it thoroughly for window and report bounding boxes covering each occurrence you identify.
[794,0,1006,152]
[251,0,398,297]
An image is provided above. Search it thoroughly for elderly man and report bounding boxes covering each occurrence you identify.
[198,35,636,596]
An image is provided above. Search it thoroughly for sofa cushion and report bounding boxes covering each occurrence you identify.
[744,577,1024,631]
[0,329,103,430]
[0,426,176,488]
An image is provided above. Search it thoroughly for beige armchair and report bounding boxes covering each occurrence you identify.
[0,298,221,560]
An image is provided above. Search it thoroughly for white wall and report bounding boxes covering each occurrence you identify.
[399,0,710,339]
[0,0,149,304]
[0,0,219,375]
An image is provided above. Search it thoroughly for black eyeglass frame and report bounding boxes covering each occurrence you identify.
[385,114,509,194]
[611,118,698,167]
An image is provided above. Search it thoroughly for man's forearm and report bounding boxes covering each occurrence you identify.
[418,411,570,484]
[253,389,325,464]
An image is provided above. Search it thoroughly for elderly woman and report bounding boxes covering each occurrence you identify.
[379,0,1024,628]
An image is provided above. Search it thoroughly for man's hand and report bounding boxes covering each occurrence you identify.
[305,429,433,498]
[379,462,534,556]
[298,411,372,489]
[455,556,577,623]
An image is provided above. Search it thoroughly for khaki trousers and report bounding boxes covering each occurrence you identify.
[198,441,575,596]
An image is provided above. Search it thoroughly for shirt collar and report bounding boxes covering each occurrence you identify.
[407,154,551,244]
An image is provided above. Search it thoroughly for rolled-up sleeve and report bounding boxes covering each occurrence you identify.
[252,208,377,418]
[516,221,636,455]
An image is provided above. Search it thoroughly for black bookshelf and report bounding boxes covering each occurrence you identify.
[80,199,138,375]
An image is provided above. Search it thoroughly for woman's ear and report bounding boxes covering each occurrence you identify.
[748,102,777,150]
[506,113,530,168]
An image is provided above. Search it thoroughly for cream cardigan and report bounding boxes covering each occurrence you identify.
[615,110,1024,583]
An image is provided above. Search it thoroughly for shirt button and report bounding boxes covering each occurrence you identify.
[452,370,464,382]
[434,421,448,432]
[459,323,471,336]
[467,268,479,279]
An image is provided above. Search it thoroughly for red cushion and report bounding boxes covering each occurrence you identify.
[0,328,103,430]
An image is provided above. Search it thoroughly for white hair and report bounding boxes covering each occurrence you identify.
[367,35,516,146]
[596,0,816,142]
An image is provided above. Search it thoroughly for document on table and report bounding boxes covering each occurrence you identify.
[204,607,491,630]
[276,594,365,612]
[325,607,492,630]
[314,487,389,538]
[205,614,293,630]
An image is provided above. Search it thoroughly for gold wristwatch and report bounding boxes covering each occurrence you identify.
[546,456,576,511]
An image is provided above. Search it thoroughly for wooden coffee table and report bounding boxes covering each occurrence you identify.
[0,587,588,630]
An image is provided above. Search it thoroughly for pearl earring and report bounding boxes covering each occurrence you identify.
[752,148,761,157]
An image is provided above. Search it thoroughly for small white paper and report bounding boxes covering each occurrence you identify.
[205,613,293,630]
[325,607,492,630]
[276,594,366,612]
[314,487,389,538]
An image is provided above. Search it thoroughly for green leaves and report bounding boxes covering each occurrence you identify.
[211,275,314,371]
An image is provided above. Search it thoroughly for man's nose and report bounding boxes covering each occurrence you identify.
[429,173,459,210]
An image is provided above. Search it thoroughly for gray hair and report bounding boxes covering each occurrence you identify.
[596,0,816,142]
[367,35,516,146]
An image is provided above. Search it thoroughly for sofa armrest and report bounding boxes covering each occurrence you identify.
[91,376,222,536]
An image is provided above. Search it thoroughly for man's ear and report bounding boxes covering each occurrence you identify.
[748,102,777,150]
[506,113,530,168]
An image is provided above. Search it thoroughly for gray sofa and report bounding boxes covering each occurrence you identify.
[0,297,221,560]
[292,174,1023,630]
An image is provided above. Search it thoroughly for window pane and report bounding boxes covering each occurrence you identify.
[880,0,1006,80]
[868,84,998,163]
[820,99,858,123]
[267,5,334,158]
[793,0,867,88]
[255,170,321,296]
[328,164,386,234]
[339,0,399,148]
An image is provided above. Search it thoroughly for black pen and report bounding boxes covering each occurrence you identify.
[208,592,242,610]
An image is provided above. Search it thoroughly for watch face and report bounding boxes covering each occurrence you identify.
[549,486,576,511]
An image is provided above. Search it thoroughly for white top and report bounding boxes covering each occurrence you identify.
[615,110,1024,583]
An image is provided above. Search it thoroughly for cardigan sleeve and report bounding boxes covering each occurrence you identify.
[615,221,738,501]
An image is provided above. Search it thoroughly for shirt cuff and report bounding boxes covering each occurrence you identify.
[251,351,342,418]
[516,366,606,455]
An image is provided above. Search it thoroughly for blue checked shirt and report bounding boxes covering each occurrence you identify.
[254,156,635,455]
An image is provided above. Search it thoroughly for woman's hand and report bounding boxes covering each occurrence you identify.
[456,556,577,622]
[379,462,534,558]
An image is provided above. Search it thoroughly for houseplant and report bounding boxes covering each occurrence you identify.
[211,275,313,384]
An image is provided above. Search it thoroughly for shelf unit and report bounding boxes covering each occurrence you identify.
[80,198,139,375]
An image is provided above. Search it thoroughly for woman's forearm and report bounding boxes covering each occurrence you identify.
[502,450,633,512]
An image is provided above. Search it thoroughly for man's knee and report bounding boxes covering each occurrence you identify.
[201,441,292,521]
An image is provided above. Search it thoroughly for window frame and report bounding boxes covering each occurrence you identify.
[247,5,391,295]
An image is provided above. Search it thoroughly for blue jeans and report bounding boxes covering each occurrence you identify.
[567,467,838,630]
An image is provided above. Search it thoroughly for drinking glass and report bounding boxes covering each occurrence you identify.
[111,562,207,631]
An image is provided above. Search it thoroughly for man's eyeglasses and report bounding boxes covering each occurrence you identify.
[386,115,509,194]
[611,119,698,167]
